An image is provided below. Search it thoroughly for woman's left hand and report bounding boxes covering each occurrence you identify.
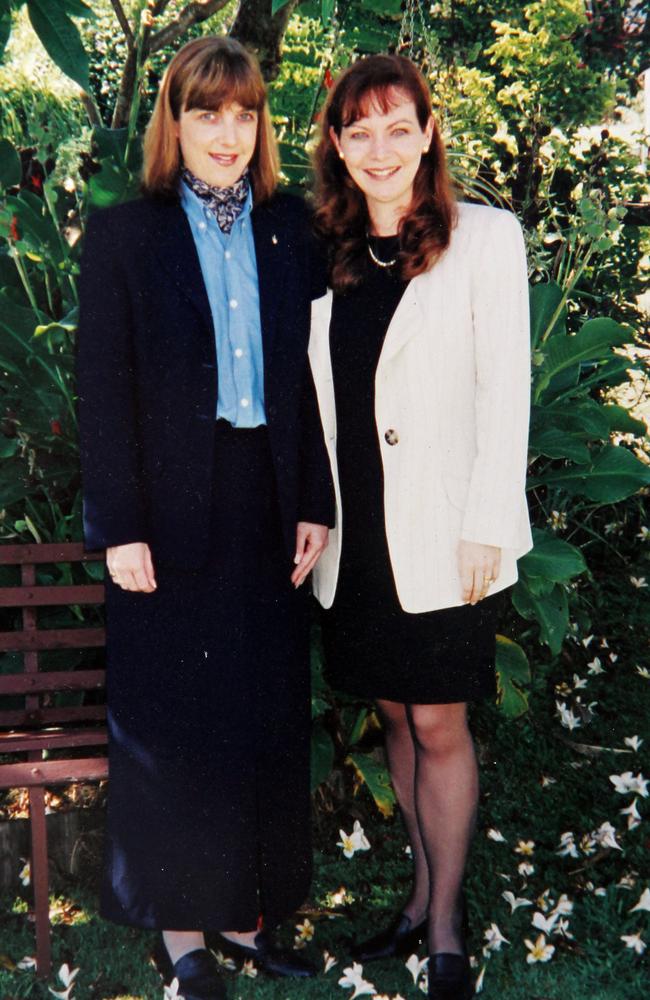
[292,522,329,587]
[458,540,501,605]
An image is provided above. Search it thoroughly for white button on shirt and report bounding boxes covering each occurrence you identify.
[234,348,244,358]
[240,398,249,407]
[225,250,232,260]
[198,221,207,232]
[229,298,238,309]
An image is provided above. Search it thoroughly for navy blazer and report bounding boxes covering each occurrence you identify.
[76,190,335,568]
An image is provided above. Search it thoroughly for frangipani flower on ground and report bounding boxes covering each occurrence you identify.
[629,576,647,588]
[636,665,650,679]
[525,935,555,964]
[553,918,574,939]
[556,701,581,730]
[514,840,535,856]
[475,964,486,994]
[323,951,338,973]
[211,951,236,970]
[620,798,642,831]
[581,634,594,647]
[240,959,257,978]
[163,979,184,1000]
[486,828,506,842]
[518,861,535,877]
[593,820,622,851]
[532,911,559,935]
[16,956,36,971]
[587,656,604,674]
[18,860,30,886]
[536,890,553,912]
[540,774,557,788]
[48,963,79,1000]
[502,890,532,912]
[405,953,428,985]
[557,832,579,858]
[629,888,650,913]
[621,932,646,955]
[572,673,588,689]
[637,526,650,541]
[483,923,509,955]
[338,962,376,998]
[610,772,649,797]
[580,833,597,855]
[624,735,643,752]
[552,894,574,916]
[294,918,314,947]
[337,821,371,859]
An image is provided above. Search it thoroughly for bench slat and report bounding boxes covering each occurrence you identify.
[0,669,105,696]
[0,705,106,728]
[0,544,103,565]
[0,585,105,607]
[0,727,108,753]
[0,757,108,789]
[0,627,106,652]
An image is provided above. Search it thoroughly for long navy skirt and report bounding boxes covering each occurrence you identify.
[101,422,311,930]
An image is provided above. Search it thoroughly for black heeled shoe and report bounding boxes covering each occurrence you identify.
[152,940,227,1000]
[427,951,474,1000]
[208,930,317,978]
[350,913,428,963]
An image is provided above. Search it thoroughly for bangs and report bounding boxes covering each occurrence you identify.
[174,53,265,117]
[340,82,407,128]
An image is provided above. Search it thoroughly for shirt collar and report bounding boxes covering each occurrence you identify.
[179,174,253,231]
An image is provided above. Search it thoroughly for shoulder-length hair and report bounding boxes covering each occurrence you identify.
[313,54,457,291]
[143,36,279,203]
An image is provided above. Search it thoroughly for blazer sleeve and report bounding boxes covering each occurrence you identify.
[76,210,149,550]
[460,210,531,549]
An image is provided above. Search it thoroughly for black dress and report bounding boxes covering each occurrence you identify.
[321,237,500,705]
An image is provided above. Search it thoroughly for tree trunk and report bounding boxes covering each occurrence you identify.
[230,0,301,81]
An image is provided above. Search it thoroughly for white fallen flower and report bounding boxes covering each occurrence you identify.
[337,821,371,859]
[630,576,647,588]
[16,956,37,970]
[536,889,553,912]
[502,890,533,912]
[323,951,338,973]
[621,931,646,955]
[572,673,588,689]
[475,964,486,993]
[553,918,574,939]
[19,860,31,886]
[482,923,509,954]
[593,820,622,851]
[49,964,80,1000]
[514,840,535,856]
[587,656,605,675]
[581,635,595,647]
[620,798,642,831]
[405,953,429,985]
[338,962,376,998]
[556,701,581,730]
[532,911,559,935]
[610,772,649,798]
[295,918,314,942]
[557,831,579,858]
[525,934,555,963]
[552,894,574,916]
[240,959,257,978]
[518,862,535,877]
[540,775,557,788]
[609,652,618,663]
[486,828,507,842]
[637,526,650,541]
[211,950,236,970]
[629,888,650,913]
[163,980,184,1000]
[636,665,650,679]
[624,735,643,752]
[580,833,597,855]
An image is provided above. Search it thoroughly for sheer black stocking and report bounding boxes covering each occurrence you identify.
[378,700,478,956]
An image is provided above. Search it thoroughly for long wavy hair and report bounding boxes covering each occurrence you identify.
[142,36,279,203]
[313,55,457,291]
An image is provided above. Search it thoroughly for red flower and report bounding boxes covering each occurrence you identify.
[30,174,43,191]
[9,215,19,241]
[50,419,62,436]
[324,68,334,90]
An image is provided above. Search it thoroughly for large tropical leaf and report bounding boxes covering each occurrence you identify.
[512,580,569,656]
[534,317,632,398]
[495,635,530,718]
[26,0,90,92]
[529,280,566,349]
[347,752,395,817]
[519,529,587,583]
[0,138,21,189]
[529,426,590,463]
[532,445,650,503]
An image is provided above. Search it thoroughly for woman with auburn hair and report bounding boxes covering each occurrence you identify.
[76,35,333,999]
[310,55,532,999]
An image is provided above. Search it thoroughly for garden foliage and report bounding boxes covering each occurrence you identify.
[0,0,648,815]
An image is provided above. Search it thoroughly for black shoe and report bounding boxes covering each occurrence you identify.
[152,941,227,1000]
[427,952,474,1000]
[209,930,317,978]
[350,913,427,962]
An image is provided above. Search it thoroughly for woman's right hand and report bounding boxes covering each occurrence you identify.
[106,542,157,593]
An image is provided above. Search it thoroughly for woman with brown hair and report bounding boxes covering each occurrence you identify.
[309,55,532,999]
[76,36,333,999]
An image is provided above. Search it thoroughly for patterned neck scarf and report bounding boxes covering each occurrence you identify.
[181,166,250,234]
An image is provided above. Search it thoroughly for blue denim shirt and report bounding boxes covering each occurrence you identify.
[180,179,266,427]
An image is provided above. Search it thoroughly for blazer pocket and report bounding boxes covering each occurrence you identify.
[442,472,471,512]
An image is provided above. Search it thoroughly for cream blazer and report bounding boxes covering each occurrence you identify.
[309,201,533,613]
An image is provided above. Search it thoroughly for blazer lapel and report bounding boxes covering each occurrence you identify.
[252,201,285,355]
[150,200,213,331]
[378,273,429,366]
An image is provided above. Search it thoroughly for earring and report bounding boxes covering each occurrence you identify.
[423,146,430,153]
[338,151,345,160]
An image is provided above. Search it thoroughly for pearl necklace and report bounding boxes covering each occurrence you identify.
[366,233,398,269]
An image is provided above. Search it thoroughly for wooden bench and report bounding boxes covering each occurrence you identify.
[0,542,107,978]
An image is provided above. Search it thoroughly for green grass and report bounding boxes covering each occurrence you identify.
[1,516,648,999]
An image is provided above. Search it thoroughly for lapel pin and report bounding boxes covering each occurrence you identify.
[271,234,278,245]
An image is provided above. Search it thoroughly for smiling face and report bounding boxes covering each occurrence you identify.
[330,88,433,231]
[175,102,259,188]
